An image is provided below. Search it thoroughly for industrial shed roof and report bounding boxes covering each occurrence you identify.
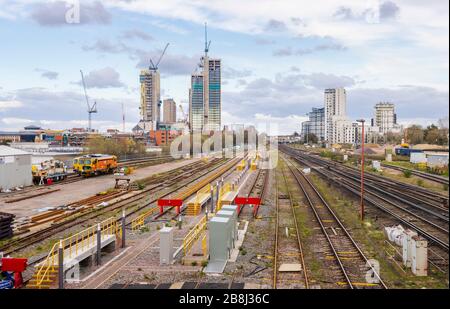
[0,145,30,156]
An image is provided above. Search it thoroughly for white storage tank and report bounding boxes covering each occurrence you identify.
[411,235,428,276]
[0,145,32,191]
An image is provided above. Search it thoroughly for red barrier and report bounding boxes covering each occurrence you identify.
[157,199,183,214]
[234,197,261,216]
[1,258,28,288]
[1,258,27,272]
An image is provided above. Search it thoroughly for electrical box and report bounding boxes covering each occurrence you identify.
[402,229,418,268]
[159,227,174,265]
[215,210,235,248]
[221,205,238,242]
[205,216,231,273]
[411,236,428,276]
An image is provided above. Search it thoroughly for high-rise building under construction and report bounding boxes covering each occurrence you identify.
[139,69,160,130]
[189,24,221,132]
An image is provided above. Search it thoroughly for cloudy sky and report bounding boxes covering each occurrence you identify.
[0,0,448,134]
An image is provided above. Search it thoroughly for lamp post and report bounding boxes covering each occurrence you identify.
[356,119,365,221]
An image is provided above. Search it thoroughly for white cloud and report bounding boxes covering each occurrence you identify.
[222,110,307,135]
[0,100,23,111]
[1,117,33,125]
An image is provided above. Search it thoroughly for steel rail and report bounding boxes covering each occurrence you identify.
[382,163,449,185]
[279,165,310,289]
[283,157,387,289]
[289,152,449,236]
[283,150,449,252]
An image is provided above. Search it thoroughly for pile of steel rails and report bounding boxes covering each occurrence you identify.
[280,145,449,274]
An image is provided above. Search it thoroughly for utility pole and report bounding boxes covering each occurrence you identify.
[356,119,365,221]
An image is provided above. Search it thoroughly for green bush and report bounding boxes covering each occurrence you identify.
[403,170,412,178]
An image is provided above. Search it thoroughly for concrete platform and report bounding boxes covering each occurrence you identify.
[220,190,238,205]
[186,193,210,207]
[38,234,116,271]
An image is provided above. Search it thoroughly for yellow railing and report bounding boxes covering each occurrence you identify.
[130,158,239,228]
[251,159,258,170]
[201,234,207,256]
[186,184,212,216]
[236,159,246,171]
[131,207,158,231]
[34,217,120,287]
[217,182,233,212]
[182,216,207,256]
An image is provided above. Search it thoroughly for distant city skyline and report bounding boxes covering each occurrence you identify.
[0,0,448,134]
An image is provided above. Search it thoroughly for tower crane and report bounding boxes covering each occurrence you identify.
[149,43,169,71]
[80,70,97,132]
[179,104,190,131]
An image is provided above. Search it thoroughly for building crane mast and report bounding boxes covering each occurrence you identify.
[80,69,97,132]
[179,104,190,131]
[149,43,170,71]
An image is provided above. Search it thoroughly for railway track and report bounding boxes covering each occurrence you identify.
[273,165,309,289]
[18,158,243,288]
[281,146,449,274]
[238,168,269,219]
[145,157,243,224]
[282,157,387,289]
[382,163,449,186]
[0,159,227,256]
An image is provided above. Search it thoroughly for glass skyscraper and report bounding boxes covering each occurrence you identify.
[189,73,204,131]
[189,58,221,132]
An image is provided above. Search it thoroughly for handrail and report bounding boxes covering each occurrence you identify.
[34,217,119,287]
[182,216,207,256]
[217,182,233,212]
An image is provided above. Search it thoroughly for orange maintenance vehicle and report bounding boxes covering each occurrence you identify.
[74,154,118,177]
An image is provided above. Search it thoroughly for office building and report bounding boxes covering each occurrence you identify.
[301,107,325,142]
[163,98,177,124]
[189,73,205,131]
[204,58,221,131]
[189,25,221,132]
